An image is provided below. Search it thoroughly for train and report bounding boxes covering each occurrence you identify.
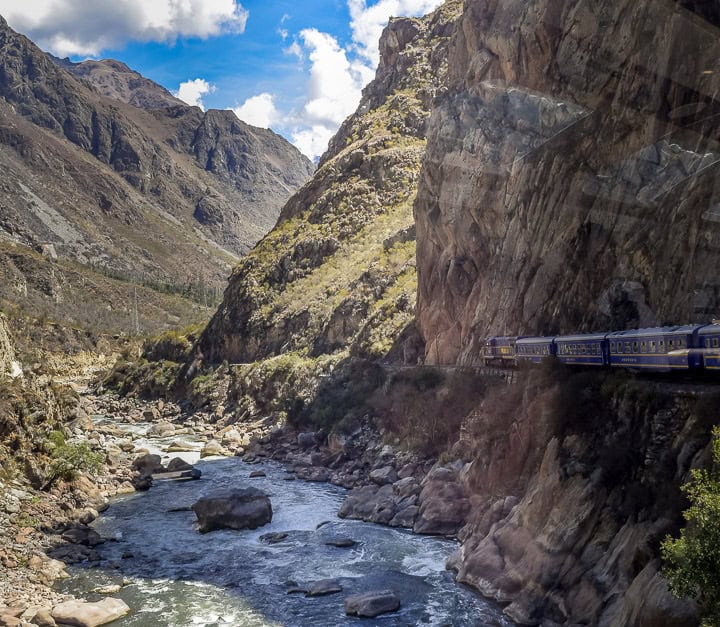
[482,322,720,373]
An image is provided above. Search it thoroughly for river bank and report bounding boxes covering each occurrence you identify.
[1,382,507,626]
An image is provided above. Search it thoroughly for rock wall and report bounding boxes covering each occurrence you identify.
[445,370,711,626]
[415,0,720,364]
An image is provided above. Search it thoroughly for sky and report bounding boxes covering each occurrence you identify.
[0,0,443,160]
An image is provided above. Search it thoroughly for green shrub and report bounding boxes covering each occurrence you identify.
[42,430,103,489]
[662,427,720,626]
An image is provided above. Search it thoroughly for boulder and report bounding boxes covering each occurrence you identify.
[61,526,104,547]
[166,440,195,453]
[260,532,288,544]
[339,484,397,524]
[306,578,343,597]
[344,590,400,618]
[76,508,99,525]
[297,432,317,449]
[142,407,160,422]
[200,439,226,458]
[370,466,398,485]
[325,538,356,548]
[51,598,130,627]
[131,453,163,477]
[30,609,56,626]
[146,419,175,435]
[221,429,244,446]
[192,488,272,532]
[249,470,266,478]
[389,505,419,528]
[166,457,194,472]
[393,477,421,498]
[413,474,470,536]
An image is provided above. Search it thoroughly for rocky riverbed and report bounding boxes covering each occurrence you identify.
[0,384,512,626]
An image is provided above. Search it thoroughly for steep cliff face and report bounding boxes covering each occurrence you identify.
[440,369,714,626]
[0,16,313,287]
[200,1,462,364]
[415,0,720,364]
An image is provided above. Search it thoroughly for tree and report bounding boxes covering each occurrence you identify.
[662,427,720,627]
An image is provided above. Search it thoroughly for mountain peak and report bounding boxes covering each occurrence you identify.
[50,55,185,111]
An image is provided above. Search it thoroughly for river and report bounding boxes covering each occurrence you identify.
[58,421,513,626]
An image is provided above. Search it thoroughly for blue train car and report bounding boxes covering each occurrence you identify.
[483,336,519,367]
[516,337,556,364]
[555,333,608,366]
[607,326,705,372]
[698,323,720,371]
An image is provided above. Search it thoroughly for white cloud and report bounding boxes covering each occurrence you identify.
[175,78,216,110]
[0,0,249,56]
[347,0,442,66]
[279,2,442,160]
[233,93,279,128]
[300,29,365,128]
[291,125,337,163]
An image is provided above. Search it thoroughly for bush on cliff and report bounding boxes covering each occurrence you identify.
[662,427,720,626]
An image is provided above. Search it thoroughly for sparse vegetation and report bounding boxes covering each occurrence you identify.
[41,430,103,490]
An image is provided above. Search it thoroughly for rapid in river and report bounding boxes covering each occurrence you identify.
[58,420,513,626]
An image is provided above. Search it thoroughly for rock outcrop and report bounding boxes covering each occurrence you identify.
[415,0,720,364]
[0,16,313,292]
[446,369,706,625]
[0,313,20,378]
[199,1,463,364]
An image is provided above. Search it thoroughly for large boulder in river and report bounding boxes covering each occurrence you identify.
[131,453,163,477]
[344,590,400,618]
[192,488,272,532]
[200,439,227,458]
[146,420,175,436]
[51,598,130,627]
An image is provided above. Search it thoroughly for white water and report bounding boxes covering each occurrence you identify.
[59,421,513,626]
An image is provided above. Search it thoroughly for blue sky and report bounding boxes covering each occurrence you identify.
[0,0,443,159]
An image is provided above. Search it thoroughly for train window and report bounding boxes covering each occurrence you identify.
[659,340,665,352]
[678,339,685,349]
[632,341,639,352]
[668,340,674,350]
[714,338,720,348]
[649,341,655,353]
[640,341,646,353]
[610,342,616,352]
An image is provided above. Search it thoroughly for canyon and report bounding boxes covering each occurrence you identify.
[2,1,719,626]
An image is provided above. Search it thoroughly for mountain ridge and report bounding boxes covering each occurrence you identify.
[0,15,314,291]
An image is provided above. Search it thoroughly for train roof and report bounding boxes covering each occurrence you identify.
[698,324,720,335]
[516,336,555,344]
[555,333,608,342]
[607,325,706,338]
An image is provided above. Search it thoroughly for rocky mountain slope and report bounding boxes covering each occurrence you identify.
[198,1,462,364]
[51,56,185,110]
[415,0,720,364]
[0,15,313,290]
